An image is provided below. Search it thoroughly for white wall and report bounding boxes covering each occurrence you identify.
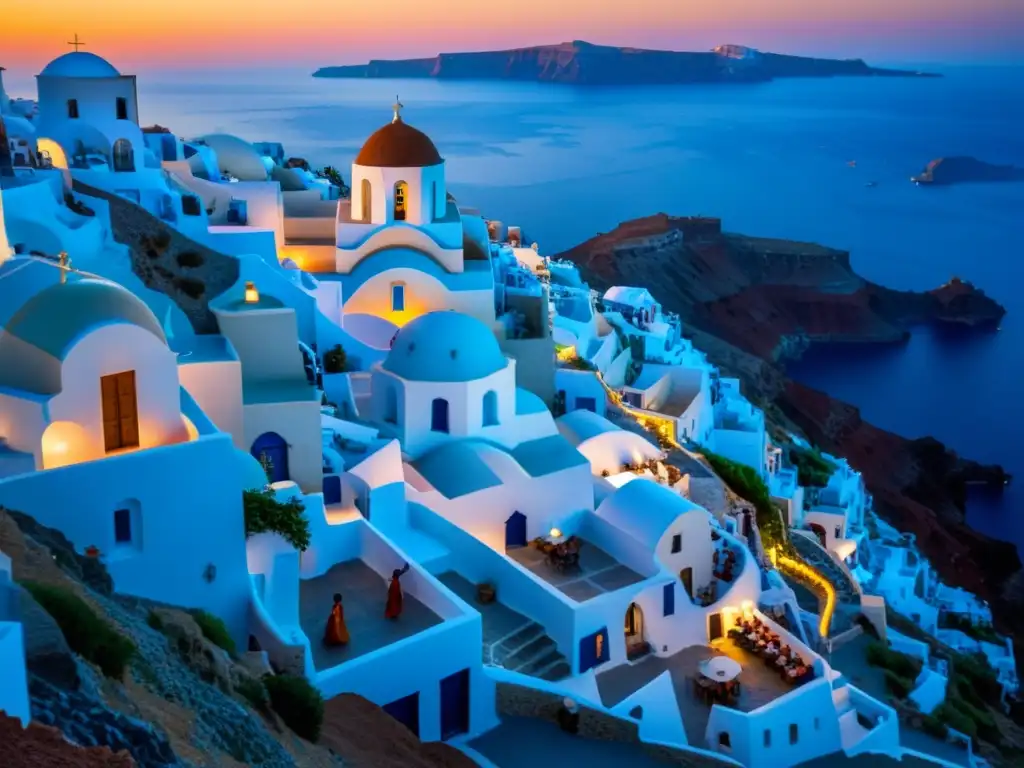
[178,357,245,450]
[348,162,447,228]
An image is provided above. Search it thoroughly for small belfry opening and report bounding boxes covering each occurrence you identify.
[394,181,408,221]
[41,420,91,469]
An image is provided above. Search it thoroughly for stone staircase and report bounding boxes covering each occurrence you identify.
[488,622,571,682]
[790,531,862,635]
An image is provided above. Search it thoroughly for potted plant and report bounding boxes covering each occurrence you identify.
[476,582,496,604]
[323,344,346,374]
[85,545,101,558]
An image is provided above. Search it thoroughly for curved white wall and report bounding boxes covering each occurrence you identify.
[349,162,446,227]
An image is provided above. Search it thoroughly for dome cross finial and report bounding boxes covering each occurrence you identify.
[67,33,85,52]
[392,95,403,124]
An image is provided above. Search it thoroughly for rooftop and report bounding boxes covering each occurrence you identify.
[506,539,644,602]
[409,442,503,499]
[242,378,319,405]
[508,434,589,477]
[299,559,443,671]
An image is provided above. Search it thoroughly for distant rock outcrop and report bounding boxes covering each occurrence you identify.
[912,156,1024,186]
[314,40,938,85]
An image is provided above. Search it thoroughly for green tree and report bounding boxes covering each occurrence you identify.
[243,490,311,551]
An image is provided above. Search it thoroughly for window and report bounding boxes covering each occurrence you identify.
[482,390,499,427]
[393,181,408,221]
[431,181,437,220]
[671,534,682,553]
[431,398,449,433]
[100,371,139,452]
[662,583,675,616]
[391,283,405,312]
[835,525,842,539]
[181,195,201,216]
[718,732,731,749]
[763,729,771,747]
[360,178,372,221]
[116,97,128,120]
[114,508,132,544]
[789,724,798,744]
[67,99,79,119]
[814,717,820,731]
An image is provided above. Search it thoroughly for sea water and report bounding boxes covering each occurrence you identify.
[7,64,1022,547]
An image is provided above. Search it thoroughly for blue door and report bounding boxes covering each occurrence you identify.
[383,692,420,737]
[323,475,341,504]
[575,397,597,412]
[439,668,470,740]
[578,627,610,673]
[505,511,527,549]
[252,432,289,483]
[663,583,675,616]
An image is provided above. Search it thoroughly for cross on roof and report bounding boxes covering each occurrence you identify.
[56,251,82,284]
[67,34,85,53]
[392,95,403,124]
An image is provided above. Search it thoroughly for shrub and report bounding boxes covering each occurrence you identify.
[699,447,787,549]
[22,581,136,679]
[921,715,949,740]
[243,489,311,551]
[322,344,346,374]
[884,670,913,699]
[190,609,236,656]
[936,702,976,739]
[865,641,921,680]
[146,610,164,631]
[236,676,269,711]
[264,674,324,742]
[788,446,836,488]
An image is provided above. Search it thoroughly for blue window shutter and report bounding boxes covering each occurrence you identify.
[663,583,675,616]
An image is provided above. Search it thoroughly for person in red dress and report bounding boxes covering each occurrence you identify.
[385,563,411,619]
[324,592,350,646]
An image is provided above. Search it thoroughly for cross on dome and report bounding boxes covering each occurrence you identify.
[67,33,85,52]
[56,251,84,285]
[392,95,403,124]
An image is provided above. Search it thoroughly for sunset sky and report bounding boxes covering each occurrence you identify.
[3,0,1023,73]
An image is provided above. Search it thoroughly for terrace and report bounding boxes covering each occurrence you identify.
[299,560,443,671]
[506,539,645,602]
[596,642,797,746]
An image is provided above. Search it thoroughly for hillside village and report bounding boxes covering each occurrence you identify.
[0,48,1019,768]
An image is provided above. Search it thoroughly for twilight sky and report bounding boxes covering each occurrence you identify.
[4,0,1023,72]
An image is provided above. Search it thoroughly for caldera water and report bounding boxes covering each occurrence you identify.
[7,64,1022,548]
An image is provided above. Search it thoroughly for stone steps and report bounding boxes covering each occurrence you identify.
[490,622,570,682]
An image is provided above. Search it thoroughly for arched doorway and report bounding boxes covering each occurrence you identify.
[482,390,498,427]
[36,138,68,170]
[625,602,648,660]
[252,432,289,483]
[431,398,449,433]
[393,181,408,221]
[808,523,827,548]
[361,178,372,221]
[679,567,694,600]
[112,139,134,172]
[505,511,527,550]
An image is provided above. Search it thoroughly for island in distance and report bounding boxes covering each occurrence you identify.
[313,40,940,85]
[912,156,1024,186]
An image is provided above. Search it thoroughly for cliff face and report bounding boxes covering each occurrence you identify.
[912,156,1024,186]
[314,40,936,84]
[556,213,1019,637]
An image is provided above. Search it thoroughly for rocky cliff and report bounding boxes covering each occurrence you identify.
[556,213,1020,641]
[314,40,937,84]
[912,156,1024,186]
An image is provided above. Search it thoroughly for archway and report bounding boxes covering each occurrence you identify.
[505,511,527,550]
[625,602,648,660]
[482,390,498,427]
[251,432,289,483]
[393,181,408,221]
[360,178,372,221]
[431,398,449,433]
[36,138,68,170]
[679,567,694,600]
[112,139,134,172]
[384,384,399,424]
[808,522,827,548]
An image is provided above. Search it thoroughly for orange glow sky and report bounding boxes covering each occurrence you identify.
[3,0,1023,72]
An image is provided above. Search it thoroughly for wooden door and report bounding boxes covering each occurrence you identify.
[101,371,139,452]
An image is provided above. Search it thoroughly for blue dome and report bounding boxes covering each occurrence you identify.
[40,52,121,78]
[382,311,507,382]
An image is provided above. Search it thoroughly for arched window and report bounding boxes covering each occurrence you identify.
[431,398,449,433]
[112,139,134,172]
[360,178,372,221]
[393,181,408,221]
[482,390,498,427]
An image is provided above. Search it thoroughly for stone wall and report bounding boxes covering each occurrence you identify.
[73,180,240,334]
[495,682,733,767]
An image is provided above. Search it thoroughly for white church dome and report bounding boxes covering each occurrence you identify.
[194,133,269,181]
[382,311,507,383]
[39,52,121,78]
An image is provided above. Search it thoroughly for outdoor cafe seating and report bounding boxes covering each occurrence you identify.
[692,656,742,706]
[729,617,813,685]
[530,534,582,573]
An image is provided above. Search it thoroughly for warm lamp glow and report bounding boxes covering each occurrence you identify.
[549,528,563,539]
[41,420,91,469]
[244,281,259,304]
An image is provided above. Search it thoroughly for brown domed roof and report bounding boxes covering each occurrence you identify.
[354,118,442,168]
